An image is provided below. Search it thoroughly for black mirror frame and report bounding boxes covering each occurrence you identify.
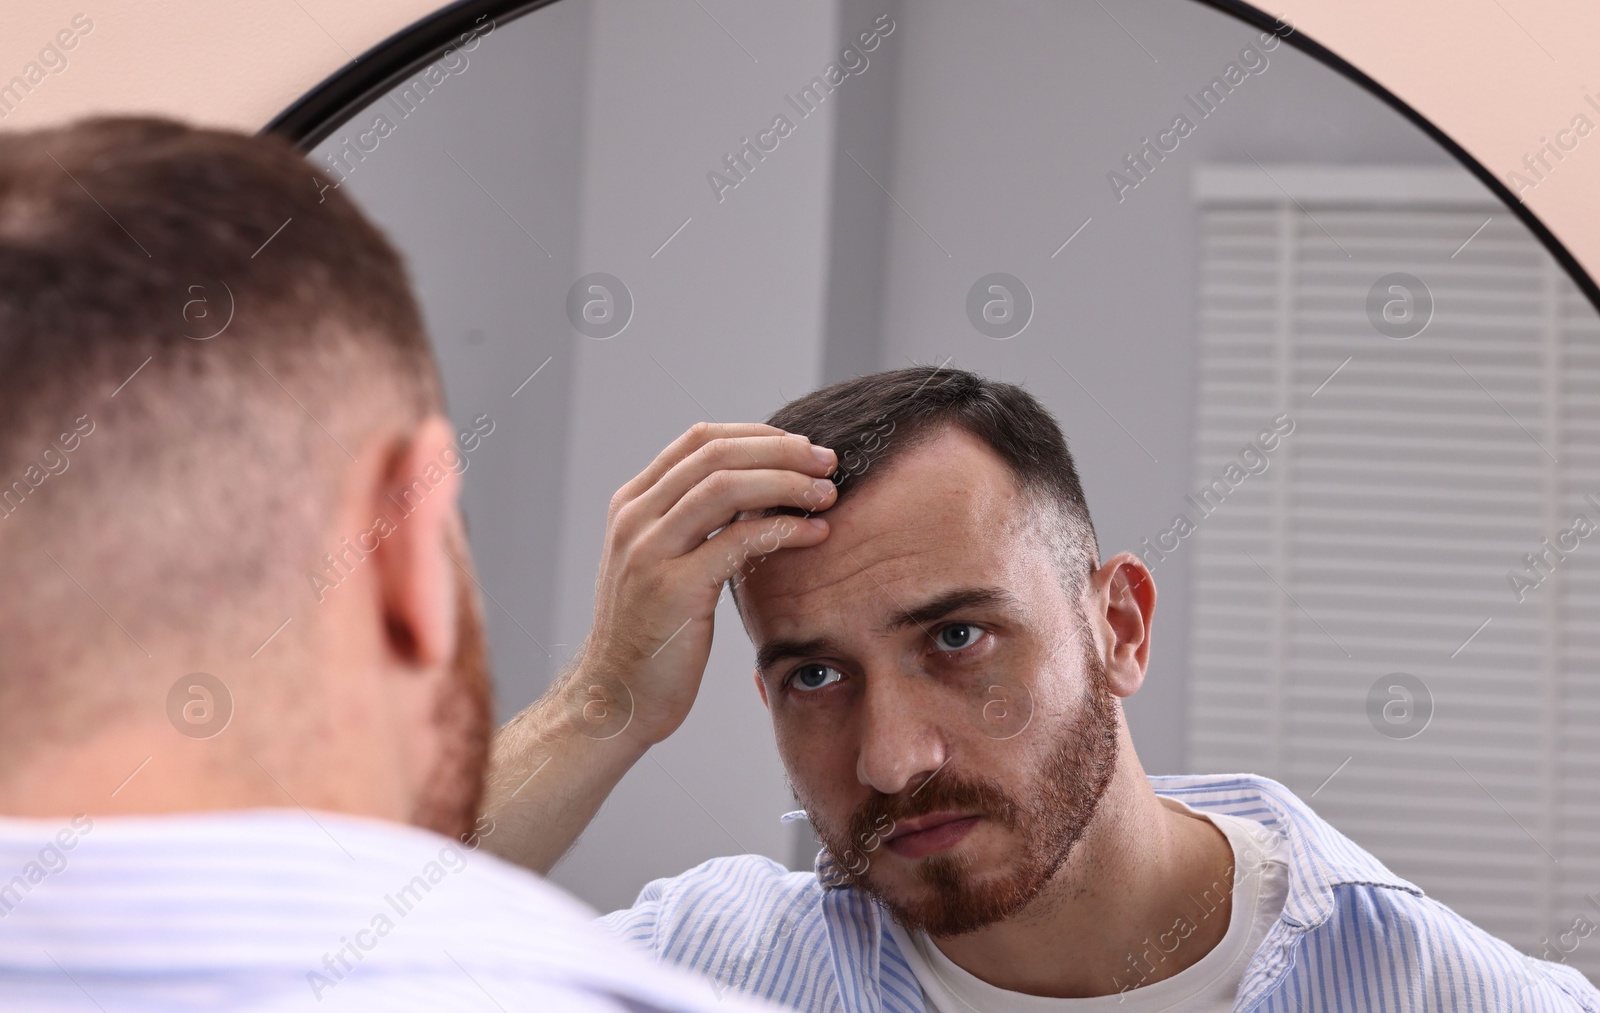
[264,0,1600,315]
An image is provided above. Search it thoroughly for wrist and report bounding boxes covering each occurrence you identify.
[556,662,661,756]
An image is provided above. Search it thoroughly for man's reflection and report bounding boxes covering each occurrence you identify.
[486,368,1600,1010]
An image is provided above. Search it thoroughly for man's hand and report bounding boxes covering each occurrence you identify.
[580,422,838,746]
[480,423,836,874]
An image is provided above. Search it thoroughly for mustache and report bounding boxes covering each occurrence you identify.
[847,770,1021,848]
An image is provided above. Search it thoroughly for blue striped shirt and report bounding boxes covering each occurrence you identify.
[0,808,779,1013]
[600,773,1600,1011]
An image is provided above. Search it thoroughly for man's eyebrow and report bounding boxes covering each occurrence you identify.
[881,586,1022,634]
[755,636,838,674]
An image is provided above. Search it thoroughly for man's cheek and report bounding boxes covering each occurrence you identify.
[779,752,852,823]
[774,728,843,796]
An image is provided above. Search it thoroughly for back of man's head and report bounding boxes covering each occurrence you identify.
[0,117,486,836]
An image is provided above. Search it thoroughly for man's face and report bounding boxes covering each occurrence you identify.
[742,428,1121,937]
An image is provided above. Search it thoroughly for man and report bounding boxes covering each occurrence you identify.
[484,369,1600,1010]
[0,116,774,1013]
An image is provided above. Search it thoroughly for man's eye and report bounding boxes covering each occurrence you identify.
[933,624,983,652]
[789,664,842,692]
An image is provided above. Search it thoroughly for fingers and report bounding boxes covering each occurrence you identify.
[648,468,838,557]
[611,423,789,513]
[690,513,830,589]
[635,433,836,525]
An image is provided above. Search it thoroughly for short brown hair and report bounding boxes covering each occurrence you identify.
[759,365,1101,597]
[0,116,441,695]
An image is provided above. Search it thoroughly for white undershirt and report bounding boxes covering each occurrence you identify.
[883,796,1289,1012]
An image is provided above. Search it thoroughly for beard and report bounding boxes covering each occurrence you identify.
[407,528,493,844]
[805,635,1121,937]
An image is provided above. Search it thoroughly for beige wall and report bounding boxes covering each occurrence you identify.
[1283,1,1600,294]
[0,1,441,134]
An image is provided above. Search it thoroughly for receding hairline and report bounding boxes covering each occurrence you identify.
[729,422,1099,622]
[764,417,1096,560]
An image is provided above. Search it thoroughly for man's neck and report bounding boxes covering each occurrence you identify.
[922,765,1236,999]
[0,720,407,823]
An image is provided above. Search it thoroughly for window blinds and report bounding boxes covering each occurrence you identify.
[1188,165,1599,983]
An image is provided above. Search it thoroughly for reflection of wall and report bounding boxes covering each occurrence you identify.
[545,0,842,913]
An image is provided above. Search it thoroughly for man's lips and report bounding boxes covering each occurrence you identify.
[881,812,981,859]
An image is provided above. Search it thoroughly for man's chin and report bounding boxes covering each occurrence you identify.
[855,824,1030,935]
[871,873,1026,938]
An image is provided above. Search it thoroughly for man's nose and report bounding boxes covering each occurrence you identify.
[855,665,948,796]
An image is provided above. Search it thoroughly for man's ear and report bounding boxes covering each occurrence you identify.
[1093,552,1156,699]
[371,415,463,669]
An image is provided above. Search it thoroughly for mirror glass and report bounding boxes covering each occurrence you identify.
[306,0,1599,978]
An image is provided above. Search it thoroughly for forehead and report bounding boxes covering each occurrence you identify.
[740,427,1046,639]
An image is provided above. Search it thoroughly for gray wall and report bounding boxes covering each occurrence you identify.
[317,0,1454,913]
[543,0,840,910]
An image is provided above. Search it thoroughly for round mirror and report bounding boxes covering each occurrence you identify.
[273,0,1600,982]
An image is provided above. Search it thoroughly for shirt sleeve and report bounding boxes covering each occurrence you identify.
[594,871,676,956]
[590,853,821,995]
[1412,893,1599,1010]
[1288,885,1600,1011]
